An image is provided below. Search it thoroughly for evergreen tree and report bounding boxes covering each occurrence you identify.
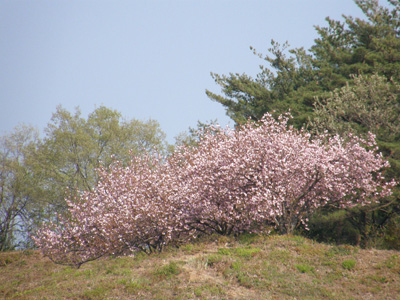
[206,0,400,247]
[206,0,400,128]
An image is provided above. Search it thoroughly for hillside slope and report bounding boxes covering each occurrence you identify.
[1,235,399,299]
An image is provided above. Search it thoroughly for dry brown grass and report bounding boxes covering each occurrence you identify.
[1,234,399,299]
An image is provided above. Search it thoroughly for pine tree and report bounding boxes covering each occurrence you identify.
[206,0,400,128]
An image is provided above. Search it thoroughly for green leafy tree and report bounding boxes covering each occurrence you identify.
[1,106,169,250]
[310,73,400,185]
[26,105,169,216]
[0,125,40,250]
[310,74,400,151]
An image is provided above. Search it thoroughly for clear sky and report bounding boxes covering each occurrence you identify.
[0,0,373,143]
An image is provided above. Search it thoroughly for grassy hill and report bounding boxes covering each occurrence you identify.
[1,234,399,299]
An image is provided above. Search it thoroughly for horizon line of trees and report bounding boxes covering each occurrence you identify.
[34,112,394,268]
[1,0,400,252]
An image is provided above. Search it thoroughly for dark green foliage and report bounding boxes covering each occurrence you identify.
[306,210,361,246]
[382,215,400,250]
[207,0,400,248]
[307,74,400,249]
[207,0,400,128]
[206,40,316,128]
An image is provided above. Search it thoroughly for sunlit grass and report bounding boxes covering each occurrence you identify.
[1,234,399,299]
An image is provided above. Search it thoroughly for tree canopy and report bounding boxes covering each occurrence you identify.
[206,0,400,247]
[0,125,39,250]
[35,113,393,267]
[0,106,169,250]
[206,0,400,128]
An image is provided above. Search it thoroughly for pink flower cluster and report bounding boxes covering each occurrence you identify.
[34,113,395,267]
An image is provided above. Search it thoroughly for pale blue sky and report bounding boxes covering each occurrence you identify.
[0,0,373,143]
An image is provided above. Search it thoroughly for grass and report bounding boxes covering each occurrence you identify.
[1,234,400,299]
[342,259,357,270]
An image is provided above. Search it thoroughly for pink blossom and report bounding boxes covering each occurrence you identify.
[34,113,395,267]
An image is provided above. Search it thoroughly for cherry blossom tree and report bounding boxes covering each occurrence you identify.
[171,113,395,235]
[33,154,192,267]
[34,113,395,267]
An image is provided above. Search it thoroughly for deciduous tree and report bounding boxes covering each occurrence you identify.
[27,105,168,216]
[0,125,40,250]
[173,113,394,235]
[35,113,393,266]
[34,154,191,267]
